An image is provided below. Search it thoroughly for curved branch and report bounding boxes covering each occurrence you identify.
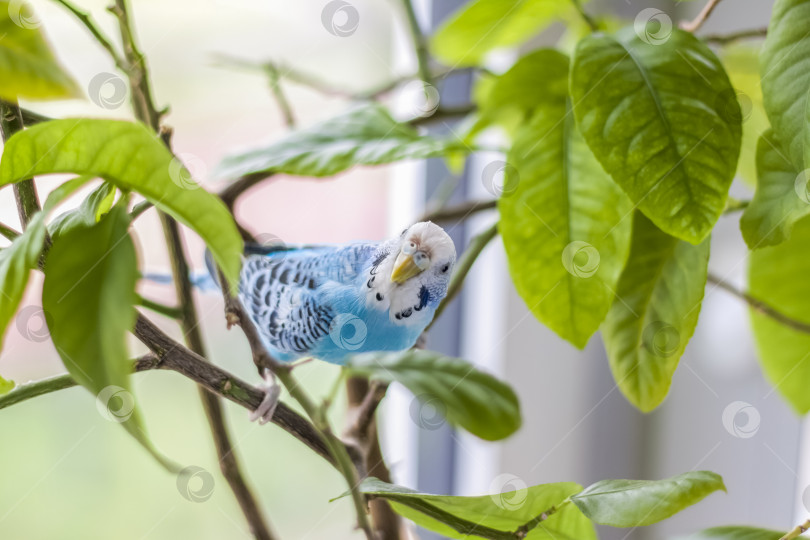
[219,172,276,211]
[707,274,810,334]
[421,199,496,224]
[681,0,725,33]
[703,27,767,45]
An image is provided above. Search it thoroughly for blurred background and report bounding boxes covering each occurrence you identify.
[0,0,805,539]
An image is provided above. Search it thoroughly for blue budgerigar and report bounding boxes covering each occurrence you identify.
[233,221,456,423]
[238,221,456,365]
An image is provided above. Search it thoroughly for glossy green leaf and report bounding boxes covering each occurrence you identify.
[749,215,810,413]
[42,205,170,468]
[570,471,725,527]
[571,29,741,244]
[347,350,520,441]
[0,175,91,351]
[682,526,784,540]
[355,478,595,540]
[0,119,242,289]
[602,213,710,412]
[431,0,571,66]
[215,103,462,179]
[760,0,810,171]
[499,51,632,348]
[0,374,14,395]
[741,130,810,248]
[0,1,80,100]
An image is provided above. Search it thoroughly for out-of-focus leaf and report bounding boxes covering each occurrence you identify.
[0,119,242,289]
[353,478,596,540]
[570,471,726,527]
[740,130,810,248]
[0,374,14,395]
[749,215,810,413]
[680,526,784,540]
[0,175,91,351]
[760,0,810,171]
[571,28,741,244]
[498,51,632,348]
[0,0,81,100]
[215,103,463,179]
[42,205,171,468]
[347,350,520,441]
[602,213,710,412]
[430,0,573,66]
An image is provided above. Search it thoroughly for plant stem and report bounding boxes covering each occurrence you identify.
[51,0,127,71]
[723,197,749,214]
[707,273,810,334]
[703,27,767,45]
[681,0,725,33]
[135,294,183,319]
[0,100,41,227]
[430,222,499,326]
[265,65,296,128]
[780,519,810,540]
[570,0,598,31]
[399,0,432,84]
[109,2,275,538]
[0,221,21,241]
[421,198,497,224]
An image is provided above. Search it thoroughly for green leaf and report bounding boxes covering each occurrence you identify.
[740,130,810,248]
[681,526,784,540]
[215,103,462,179]
[356,478,595,540]
[0,374,14,395]
[498,51,632,348]
[570,471,726,527]
[570,29,741,244]
[749,215,810,413]
[0,175,92,351]
[347,350,520,441]
[430,0,571,66]
[602,213,710,412]
[42,205,171,468]
[0,1,80,100]
[49,182,117,239]
[0,119,243,289]
[760,0,810,171]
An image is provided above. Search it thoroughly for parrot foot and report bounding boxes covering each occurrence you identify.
[250,369,281,425]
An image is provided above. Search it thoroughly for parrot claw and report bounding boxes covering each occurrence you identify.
[250,369,281,425]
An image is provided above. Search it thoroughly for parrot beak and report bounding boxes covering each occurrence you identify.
[391,250,429,284]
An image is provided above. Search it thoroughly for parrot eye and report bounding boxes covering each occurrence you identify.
[403,241,417,255]
[441,264,449,273]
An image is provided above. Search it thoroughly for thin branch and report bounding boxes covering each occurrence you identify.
[780,519,810,540]
[50,0,127,71]
[723,197,749,214]
[0,221,21,241]
[421,199,497,224]
[681,0,725,33]
[707,274,810,334]
[135,294,183,319]
[20,107,52,126]
[0,100,41,227]
[131,315,334,464]
[110,2,275,538]
[703,27,767,45]
[266,65,296,128]
[409,105,475,127]
[219,172,276,211]
[430,222,499,326]
[399,0,432,84]
[570,0,598,31]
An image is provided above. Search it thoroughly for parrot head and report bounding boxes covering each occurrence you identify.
[368,221,456,323]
